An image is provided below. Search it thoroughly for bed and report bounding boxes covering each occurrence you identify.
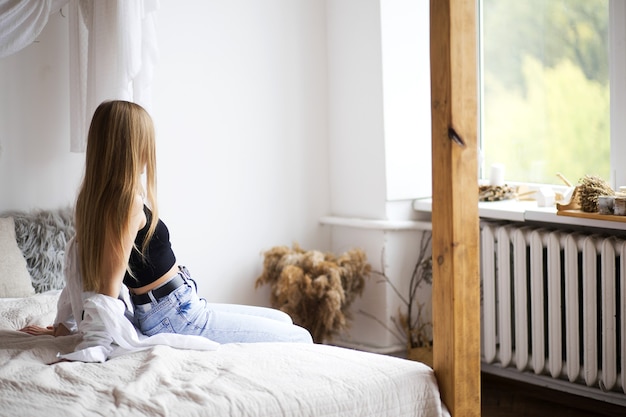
[0,292,446,416]
[0,210,449,417]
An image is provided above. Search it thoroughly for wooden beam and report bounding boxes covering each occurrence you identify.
[430,0,480,415]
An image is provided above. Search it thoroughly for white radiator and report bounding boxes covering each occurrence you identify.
[481,222,626,394]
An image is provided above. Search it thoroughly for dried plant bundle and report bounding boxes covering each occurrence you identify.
[578,174,614,213]
[478,185,516,202]
[256,243,370,343]
[364,231,433,349]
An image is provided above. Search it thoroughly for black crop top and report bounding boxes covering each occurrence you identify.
[123,206,176,288]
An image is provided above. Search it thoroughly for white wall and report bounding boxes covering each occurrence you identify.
[0,1,331,306]
[151,1,330,304]
[326,0,387,220]
[326,0,431,219]
[381,0,432,201]
[325,0,433,351]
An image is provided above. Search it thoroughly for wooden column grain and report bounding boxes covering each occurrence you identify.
[430,0,480,415]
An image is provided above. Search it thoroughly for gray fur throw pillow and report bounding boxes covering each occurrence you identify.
[4,207,75,293]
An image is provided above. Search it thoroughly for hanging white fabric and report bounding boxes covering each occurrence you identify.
[0,0,68,59]
[68,0,159,152]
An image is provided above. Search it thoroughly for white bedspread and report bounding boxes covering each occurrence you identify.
[0,293,447,417]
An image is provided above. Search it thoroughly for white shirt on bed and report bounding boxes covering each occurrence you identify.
[54,238,218,363]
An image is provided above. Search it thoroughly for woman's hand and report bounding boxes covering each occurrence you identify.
[20,323,71,337]
[19,325,54,336]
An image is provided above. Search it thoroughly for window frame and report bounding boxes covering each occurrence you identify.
[610,0,626,189]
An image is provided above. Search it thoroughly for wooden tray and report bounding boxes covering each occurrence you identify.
[557,209,626,223]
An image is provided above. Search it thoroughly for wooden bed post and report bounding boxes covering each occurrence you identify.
[430,0,480,415]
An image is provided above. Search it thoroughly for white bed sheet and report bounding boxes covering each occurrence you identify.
[0,292,447,417]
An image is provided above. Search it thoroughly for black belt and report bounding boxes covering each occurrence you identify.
[131,274,185,305]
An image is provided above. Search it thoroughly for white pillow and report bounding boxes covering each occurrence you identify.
[0,217,35,297]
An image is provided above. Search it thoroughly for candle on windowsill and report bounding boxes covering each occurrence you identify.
[489,163,505,187]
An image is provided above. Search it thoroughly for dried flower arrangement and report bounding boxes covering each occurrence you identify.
[361,231,433,363]
[478,184,516,202]
[255,243,371,343]
[578,174,614,213]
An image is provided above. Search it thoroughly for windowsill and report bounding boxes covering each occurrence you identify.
[412,197,626,232]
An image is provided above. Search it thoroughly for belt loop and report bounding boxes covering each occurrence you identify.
[179,265,190,279]
[148,291,157,304]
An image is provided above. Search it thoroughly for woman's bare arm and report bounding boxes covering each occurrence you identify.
[100,195,146,298]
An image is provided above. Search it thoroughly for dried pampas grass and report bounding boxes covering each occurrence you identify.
[578,175,614,213]
[256,243,371,343]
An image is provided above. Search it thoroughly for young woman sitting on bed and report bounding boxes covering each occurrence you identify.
[21,100,312,350]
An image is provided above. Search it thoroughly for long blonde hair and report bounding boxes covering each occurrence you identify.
[75,100,158,292]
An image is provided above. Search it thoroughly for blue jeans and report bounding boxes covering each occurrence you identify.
[132,268,313,344]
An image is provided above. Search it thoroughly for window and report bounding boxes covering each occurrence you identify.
[479,0,612,187]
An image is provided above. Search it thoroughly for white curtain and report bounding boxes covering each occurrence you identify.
[68,0,159,152]
[0,0,68,58]
[0,0,159,152]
